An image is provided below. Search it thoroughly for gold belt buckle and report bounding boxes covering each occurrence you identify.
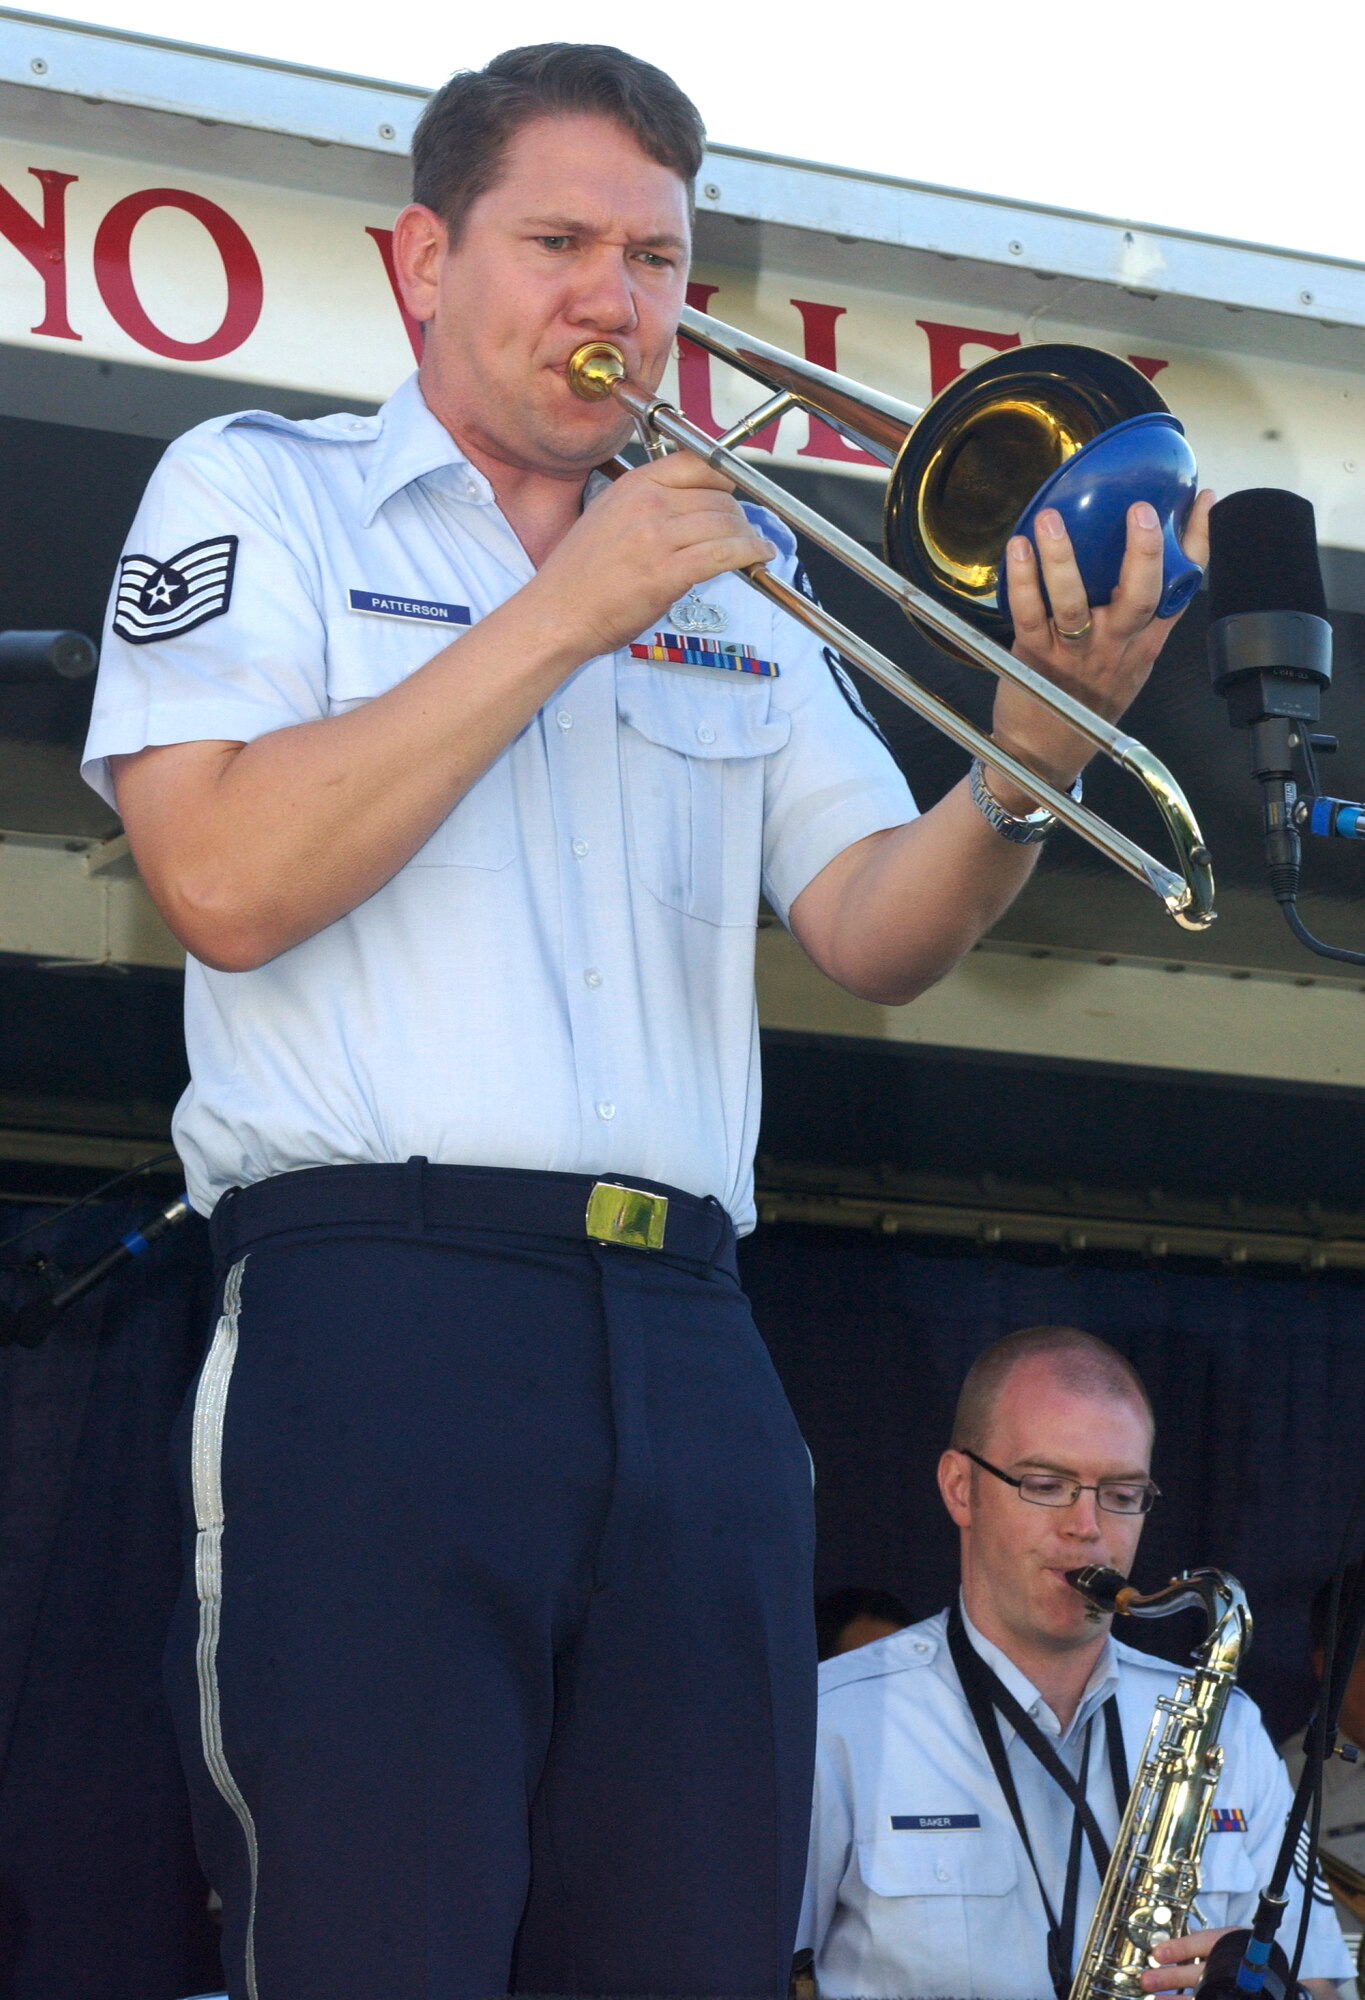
[585,1181,668,1252]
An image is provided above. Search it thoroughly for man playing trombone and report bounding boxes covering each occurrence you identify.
[83,41,1211,2000]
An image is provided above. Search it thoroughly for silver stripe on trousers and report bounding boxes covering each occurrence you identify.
[191,1254,260,2000]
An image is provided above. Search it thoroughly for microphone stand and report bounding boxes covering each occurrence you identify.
[1195,1482,1365,1999]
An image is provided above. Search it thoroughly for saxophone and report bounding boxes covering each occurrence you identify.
[1065,1564,1253,2000]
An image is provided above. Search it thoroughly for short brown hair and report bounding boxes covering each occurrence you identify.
[951,1326,1154,1456]
[411,44,706,243]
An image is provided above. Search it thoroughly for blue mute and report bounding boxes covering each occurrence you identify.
[998,413,1201,627]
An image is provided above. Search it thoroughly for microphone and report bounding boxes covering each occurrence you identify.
[0,629,98,682]
[1207,489,1332,729]
[0,1194,193,1348]
[1204,492,1365,963]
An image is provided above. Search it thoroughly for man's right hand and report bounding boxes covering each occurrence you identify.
[529,452,777,660]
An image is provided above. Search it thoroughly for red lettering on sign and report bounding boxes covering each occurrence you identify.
[0,168,80,341]
[917,321,1021,400]
[790,300,879,465]
[675,281,728,441]
[366,227,423,362]
[93,188,262,362]
[1127,355,1169,383]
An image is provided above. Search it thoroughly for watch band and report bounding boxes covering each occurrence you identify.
[968,757,1083,845]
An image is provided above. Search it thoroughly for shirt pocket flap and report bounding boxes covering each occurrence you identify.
[325,615,452,706]
[322,614,514,870]
[859,1829,1019,1899]
[616,659,790,760]
[1197,1836,1260,1896]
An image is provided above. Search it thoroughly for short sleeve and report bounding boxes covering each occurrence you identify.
[81,422,330,808]
[753,516,917,926]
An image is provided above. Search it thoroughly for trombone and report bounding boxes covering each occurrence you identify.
[568,307,1216,932]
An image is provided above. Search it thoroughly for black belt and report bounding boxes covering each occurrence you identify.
[209,1158,737,1276]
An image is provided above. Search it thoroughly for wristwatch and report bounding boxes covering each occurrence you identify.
[968,756,1083,845]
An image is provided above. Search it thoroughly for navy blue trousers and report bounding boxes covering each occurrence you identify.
[164,1165,817,1999]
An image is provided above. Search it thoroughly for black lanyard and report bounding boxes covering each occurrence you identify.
[946,1602,1129,2000]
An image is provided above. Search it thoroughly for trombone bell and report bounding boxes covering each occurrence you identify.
[883,343,1174,639]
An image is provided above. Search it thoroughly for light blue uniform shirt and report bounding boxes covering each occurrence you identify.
[799,1602,1353,1999]
[82,373,915,1222]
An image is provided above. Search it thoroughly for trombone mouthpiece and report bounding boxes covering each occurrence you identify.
[567,342,626,401]
[1066,1565,1134,1616]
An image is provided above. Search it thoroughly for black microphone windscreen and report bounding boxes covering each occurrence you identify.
[1207,489,1327,622]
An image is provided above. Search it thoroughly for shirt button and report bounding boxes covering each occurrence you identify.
[936,1865,950,1882]
[584,968,603,988]
[697,724,716,744]
[556,711,573,731]
[914,1640,930,1654]
[347,419,367,431]
[572,839,589,858]
[596,1101,616,1121]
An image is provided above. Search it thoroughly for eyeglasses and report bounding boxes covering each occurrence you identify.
[963,1450,1160,1517]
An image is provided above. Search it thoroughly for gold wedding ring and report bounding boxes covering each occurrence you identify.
[1055,619,1093,643]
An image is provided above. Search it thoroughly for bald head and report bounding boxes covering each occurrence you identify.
[951,1326,1154,1458]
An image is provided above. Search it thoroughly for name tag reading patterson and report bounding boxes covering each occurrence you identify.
[349,589,472,627]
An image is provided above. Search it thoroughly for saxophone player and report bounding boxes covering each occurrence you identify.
[798,1326,1352,2000]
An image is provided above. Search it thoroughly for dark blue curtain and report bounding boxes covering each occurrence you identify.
[2,1206,1362,1996]
[0,1200,221,2000]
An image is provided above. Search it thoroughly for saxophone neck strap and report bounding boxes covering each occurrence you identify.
[946,1601,1129,2000]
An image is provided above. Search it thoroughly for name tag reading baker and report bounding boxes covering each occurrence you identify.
[349,589,472,627]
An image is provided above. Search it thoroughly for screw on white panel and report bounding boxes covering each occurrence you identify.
[30,55,47,74]
[378,122,397,140]
[1300,290,1315,305]
[1008,239,1023,255]
[703,182,721,201]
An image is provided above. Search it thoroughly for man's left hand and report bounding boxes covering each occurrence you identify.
[986,490,1214,810]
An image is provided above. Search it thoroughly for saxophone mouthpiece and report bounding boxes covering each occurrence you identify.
[1065,1565,1135,1617]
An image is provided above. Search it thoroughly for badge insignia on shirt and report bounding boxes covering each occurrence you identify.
[111,536,238,645]
[629,632,778,678]
[1210,1809,1248,1832]
[348,589,472,628]
[669,589,728,634]
[890,1814,981,1831]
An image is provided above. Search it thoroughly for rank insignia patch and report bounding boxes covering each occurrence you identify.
[1291,1821,1336,1905]
[629,633,778,677]
[112,536,238,645]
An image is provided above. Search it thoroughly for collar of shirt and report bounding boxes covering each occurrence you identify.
[957,1594,1121,1748]
[359,372,497,528]
[358,371,615,540]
